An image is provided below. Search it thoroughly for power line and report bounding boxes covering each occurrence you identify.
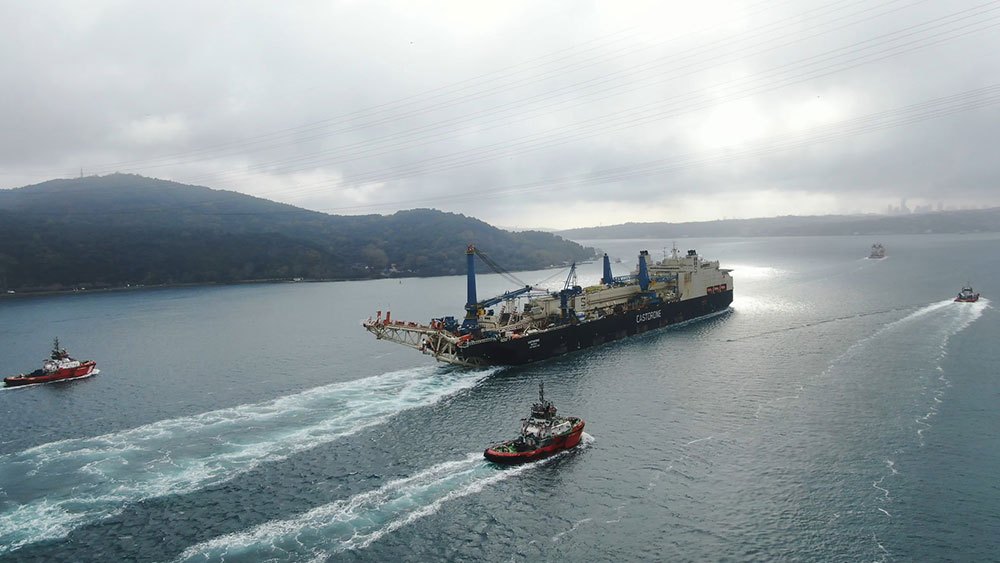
[86,1,788,175]
[237,1,1000,202]
[14,2,995,220]
[83,0,821,178]
[171,0,918,187]
[306,84,1000,213]
[10,83,996,218]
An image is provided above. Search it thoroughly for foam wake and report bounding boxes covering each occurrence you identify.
[832,298,987,359]
[175,434,593,561]
[858,298,988,557]
[0,366,495,554]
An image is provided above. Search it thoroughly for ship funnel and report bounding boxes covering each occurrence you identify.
[602,253,613,284]
[637,250,651,291]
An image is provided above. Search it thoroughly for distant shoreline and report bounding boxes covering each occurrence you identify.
[0,278,351,301]
[0,259,590,301]
[6,231,995,299]
[557,208,1000,240]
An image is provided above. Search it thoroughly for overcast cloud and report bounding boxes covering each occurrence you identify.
[1,0,998,229]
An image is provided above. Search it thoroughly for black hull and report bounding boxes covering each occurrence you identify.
[458,290,733,366]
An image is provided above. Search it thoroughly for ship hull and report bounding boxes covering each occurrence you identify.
[3,361,98,387]
[484,421,585,464]
[459,290,732,366]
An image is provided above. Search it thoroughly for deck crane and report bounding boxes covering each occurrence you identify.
[563,262,578,290]
[461,245,536,330]
[556,262,583,320]
[462,285,534,329]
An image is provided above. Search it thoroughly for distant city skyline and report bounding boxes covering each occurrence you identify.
[883,197,994,216]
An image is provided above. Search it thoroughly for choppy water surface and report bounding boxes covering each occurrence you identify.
[1,234,998,561]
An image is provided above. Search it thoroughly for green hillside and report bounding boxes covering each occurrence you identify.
[0,174,595,293]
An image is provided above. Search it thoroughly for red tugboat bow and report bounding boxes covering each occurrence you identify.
[484,382,585,464]
[3,338,99,387]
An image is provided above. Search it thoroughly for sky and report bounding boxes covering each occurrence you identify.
[2,0,999,230]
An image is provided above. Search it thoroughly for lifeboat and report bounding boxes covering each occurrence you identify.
[4,338,99,387]
[484,383,585,464]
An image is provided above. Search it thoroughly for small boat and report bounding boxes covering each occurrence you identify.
[955,284,980,303]
[484,383,585,464]
[869,243,886,259]
[3,338,99,387]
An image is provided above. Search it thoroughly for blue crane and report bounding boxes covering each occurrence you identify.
[461,244,536,330]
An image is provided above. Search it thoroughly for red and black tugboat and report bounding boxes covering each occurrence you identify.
[3,338,99,387]
[484,383,585,464]
[954,284,980,303]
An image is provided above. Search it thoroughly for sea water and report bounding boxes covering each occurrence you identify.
[0,234,997,561]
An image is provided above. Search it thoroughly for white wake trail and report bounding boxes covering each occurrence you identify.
[0,366,495,554]
[176,434,594,561]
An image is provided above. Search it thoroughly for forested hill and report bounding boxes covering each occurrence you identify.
[558,208,1000,240]
[0,174,595,293]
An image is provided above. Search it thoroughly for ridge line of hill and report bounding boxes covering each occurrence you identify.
[0,174,595,294]
[557,208,1000,239]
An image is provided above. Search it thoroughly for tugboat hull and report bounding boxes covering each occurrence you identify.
[3,361,98,387]
[484,420,585,464]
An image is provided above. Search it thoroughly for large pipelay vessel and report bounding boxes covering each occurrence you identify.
[363,245,733,367]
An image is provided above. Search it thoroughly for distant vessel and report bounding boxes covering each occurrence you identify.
[869,243,886,259]
[363,245,733,367]
[3,339,99,387]
[954,284,980,303]
[484,383,584,464]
